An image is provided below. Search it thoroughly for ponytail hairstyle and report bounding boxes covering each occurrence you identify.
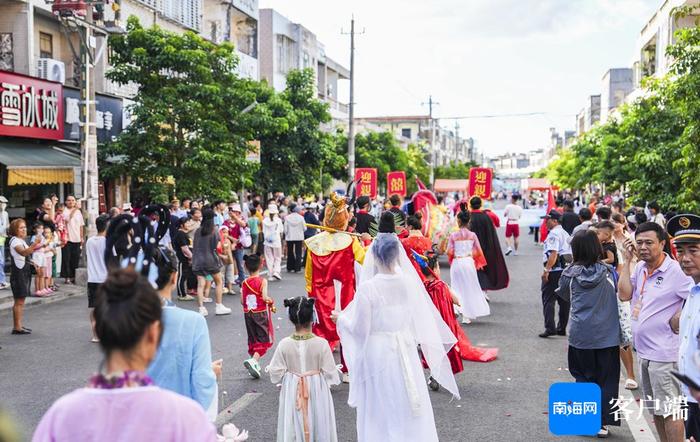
[93,268,162,355]
[283,296,316,327]
[152,246,178,290]
[457,203,470,227]
[104,204,171,288]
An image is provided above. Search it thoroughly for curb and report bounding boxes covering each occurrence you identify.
[0,287,85,313]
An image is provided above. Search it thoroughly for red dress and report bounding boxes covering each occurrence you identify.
[241,276,274,357]
[401,235,434,282]
[423,278,498,364]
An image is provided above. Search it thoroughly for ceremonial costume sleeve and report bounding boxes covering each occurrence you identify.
[470,231,487,270]
[266,338,288,384]
[191,315,217,411]
[319,340,341,386]
[351,237,366,264]
[304,248,313,293]
[447,233,455,264]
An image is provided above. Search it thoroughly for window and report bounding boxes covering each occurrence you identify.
[401,128,412,139]
[39,32,53,59]
[0,33,12,71]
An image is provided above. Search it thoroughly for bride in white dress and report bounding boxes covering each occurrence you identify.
[334,214,460,442]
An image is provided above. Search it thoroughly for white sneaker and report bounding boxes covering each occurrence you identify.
[243,358,261,379]
[199,306,209,317]
[273,273,282,280]
[215,303,232,315]
[342,373,350,383]
[513,250,518,256]
[461,316,472,324]
[505,247,513,256]
[203,297,213,303]
[268,276,275,281]
[597,426,609,438]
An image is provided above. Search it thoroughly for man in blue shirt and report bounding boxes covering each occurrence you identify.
[668,214,700,440]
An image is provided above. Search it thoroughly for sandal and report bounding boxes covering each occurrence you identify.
[12,329,30,335]
[624,379,638,390]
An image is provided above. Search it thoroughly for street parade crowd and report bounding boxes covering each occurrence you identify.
[3,182,700,441]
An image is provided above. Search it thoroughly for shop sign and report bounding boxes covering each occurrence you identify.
[0,70,63,140]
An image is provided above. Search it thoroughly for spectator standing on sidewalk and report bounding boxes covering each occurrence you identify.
[192,209,231,317]
[224,204,248,287]
[0,196,9,289]
[572,208,594,236]
[503,194,523,256]
[61,196,83,285]
[86,215,109,343]
[557,229,621,438]
[560,200,581,235]
[283,205,305,273]
[666,214,700,440]
[9,219,42,335]
[618,222,690,442]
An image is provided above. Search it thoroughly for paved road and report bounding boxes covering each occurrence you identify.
[0,225,654,441]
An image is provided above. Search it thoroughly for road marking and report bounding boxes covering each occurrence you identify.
[215,392,262,427]
[623,390,656,441]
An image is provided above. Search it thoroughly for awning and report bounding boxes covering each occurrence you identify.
[434,179,469,193]
[526,178,559,191]
[0,142,80,186]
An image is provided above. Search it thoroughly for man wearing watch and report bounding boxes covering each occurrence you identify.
[539,210,572,338]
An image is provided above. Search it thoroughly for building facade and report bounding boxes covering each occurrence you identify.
[259,8,349,123]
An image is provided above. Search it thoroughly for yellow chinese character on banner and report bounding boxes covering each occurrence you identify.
[474,183,486,196]
[475,171,487,183]
[361,184,372,195]
[390,178,403,193]
[361,171,372,182]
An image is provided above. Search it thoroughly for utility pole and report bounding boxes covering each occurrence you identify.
[424,95,439,185]
[342,17,364,183]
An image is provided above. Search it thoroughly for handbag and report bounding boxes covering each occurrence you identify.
[239,226,252,248]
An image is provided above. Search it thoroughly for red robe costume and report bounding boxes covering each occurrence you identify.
[401,235,433,282]
[305,192,365,373]
[423,278,498,364]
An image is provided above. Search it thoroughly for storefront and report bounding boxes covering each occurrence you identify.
[0,70,80,218]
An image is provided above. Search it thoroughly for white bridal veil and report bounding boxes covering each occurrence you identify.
[348,232,460,400]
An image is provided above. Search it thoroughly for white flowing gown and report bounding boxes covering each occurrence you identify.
[266,336,340,442]
[450,239,490,319]
[336,233,461,442]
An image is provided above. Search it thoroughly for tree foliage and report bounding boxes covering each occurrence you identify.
[539,18,700,211]
[434,161,478,180]
[103,16,275,200]
[256,69,343,196]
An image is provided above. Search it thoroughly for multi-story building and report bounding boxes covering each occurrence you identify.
[575,95,601,136]
[259,8,349,123]
[599,68,633,123]
[202,0,259,80]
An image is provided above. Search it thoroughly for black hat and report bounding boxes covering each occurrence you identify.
[541,209,562,221]
[378,211,396,233]
[667,214,700,244]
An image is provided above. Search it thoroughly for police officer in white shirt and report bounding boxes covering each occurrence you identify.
[539,210,572,338]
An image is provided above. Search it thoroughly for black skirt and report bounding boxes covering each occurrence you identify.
[10,259,31,299]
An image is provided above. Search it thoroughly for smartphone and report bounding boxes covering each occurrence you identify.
[671,370,700,391]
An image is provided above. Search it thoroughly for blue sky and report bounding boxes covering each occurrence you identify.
[259,0,661,156]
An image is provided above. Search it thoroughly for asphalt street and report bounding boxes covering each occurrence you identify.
[0,225,655,441]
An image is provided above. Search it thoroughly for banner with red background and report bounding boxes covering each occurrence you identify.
[386,171,407,197]
[468,167,493,199]
[0,70,63,140]
[355,168,378,198]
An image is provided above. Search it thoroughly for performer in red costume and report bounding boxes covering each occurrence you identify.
[401,215,433,282]
[418,249,498,365]
[304,190,366,373]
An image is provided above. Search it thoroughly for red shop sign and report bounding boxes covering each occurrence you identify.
[0,70,64,140]
[354,167,377,198]
[468,167,493,200]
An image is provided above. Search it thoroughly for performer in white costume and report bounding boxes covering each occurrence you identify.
[334,212,460,442]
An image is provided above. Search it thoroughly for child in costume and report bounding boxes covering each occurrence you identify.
[241,254,275,379]
[266,296,339,442]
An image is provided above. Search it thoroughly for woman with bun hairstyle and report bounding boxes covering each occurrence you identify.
[33,269,217,441]
[266,296,339,442]
[447,206,490,324]
[241,254,275,379]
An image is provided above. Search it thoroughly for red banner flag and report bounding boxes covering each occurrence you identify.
[468,167,493,200]
[355,168,378,198]
[387,171,407,197]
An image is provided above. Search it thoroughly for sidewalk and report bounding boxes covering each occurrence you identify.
[0,282,85,313]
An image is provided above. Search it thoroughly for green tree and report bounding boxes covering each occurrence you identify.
[256,69,342,196]
[103,17,268,199]
[434,161,478,180]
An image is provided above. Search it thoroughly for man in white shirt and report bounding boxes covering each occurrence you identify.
[0,196,10,289]
[86,214,109,342]
[503,194,524,256]
[539,210,572,338]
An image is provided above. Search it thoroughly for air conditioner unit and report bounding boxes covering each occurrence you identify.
[36,58,66,84]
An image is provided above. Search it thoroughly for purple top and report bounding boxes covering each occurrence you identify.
[32,386,217,442]
[630,254,692,362]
